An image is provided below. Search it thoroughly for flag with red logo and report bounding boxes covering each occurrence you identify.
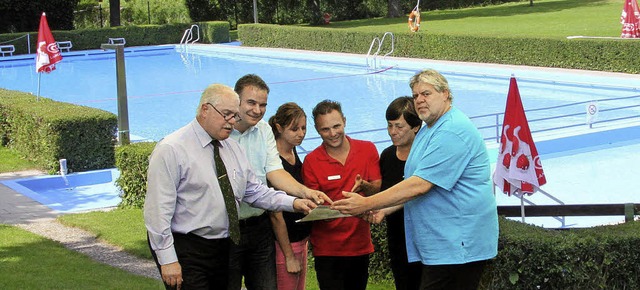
[621,0,640,38]
[35,12,62,73]
[493,76,546,196]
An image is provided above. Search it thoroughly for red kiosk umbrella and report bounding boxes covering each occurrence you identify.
[493,76,547,197]
[621,0,640,38]
[35,12,62,73]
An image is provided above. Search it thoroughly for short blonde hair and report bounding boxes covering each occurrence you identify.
[409,69,453,101]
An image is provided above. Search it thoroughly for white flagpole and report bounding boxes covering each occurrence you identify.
[519,190,525,223]
[37,72,41,101]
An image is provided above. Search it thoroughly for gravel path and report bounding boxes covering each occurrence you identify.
[17,217,161,280]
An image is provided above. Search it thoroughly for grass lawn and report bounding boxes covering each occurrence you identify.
[0,146,39,173]
[0,224,164,289]
[59,208,394,289]
[316,0,622,39]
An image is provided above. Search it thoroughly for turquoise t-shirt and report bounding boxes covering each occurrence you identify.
[404,106,499,265]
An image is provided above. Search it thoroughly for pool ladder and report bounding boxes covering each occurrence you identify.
[366,32,394,69]
[180,24,200,47]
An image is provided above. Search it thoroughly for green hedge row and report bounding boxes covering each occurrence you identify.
[0,21,230,55]
[114,142,640,288]
[0,89,117,174]
[238,24,640,74]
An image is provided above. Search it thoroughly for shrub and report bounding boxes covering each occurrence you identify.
[238,24,640,74]
[115,141,156,209]
[0,89,116,173]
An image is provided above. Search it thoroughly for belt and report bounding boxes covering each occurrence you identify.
[239,212,268,228]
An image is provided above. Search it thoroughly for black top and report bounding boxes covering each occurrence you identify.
[379,145,409,262]
[272,148,311,242]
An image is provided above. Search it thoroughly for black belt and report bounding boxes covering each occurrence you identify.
[239,212,268,228]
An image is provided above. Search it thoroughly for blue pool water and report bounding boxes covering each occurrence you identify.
[1,44,639,153]
[2,44,640,227]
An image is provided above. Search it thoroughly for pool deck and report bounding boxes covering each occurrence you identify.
[0,170,58,224]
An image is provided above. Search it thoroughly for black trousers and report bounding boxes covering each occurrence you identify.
[149,232,231,290]
[419,259,488,290]
[314,254,370,290]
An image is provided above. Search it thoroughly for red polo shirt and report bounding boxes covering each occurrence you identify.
[302,136,381,256]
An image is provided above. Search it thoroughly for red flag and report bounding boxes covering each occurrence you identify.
[493,76,546,196]
[35,12,62,73]
[621,0,640,38]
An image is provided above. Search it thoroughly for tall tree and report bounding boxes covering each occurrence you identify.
[307,0,323,25]
[388,0,402,18]
[109,0,120,26]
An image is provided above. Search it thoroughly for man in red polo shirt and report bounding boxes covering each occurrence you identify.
[302,99,382,290]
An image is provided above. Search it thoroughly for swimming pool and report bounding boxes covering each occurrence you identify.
[1,44,639,155]
[2,44,640,228]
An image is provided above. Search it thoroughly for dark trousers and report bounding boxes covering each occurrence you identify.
[419,260,488,290]
[391,259,422,290]
[149,232,230,290]
[228,213,277,290]
[314,255,370,290]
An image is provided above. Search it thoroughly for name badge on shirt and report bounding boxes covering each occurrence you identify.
[327,175,341,181]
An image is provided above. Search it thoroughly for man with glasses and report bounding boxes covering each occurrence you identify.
[228,74,331,290]
[144,84,317,290]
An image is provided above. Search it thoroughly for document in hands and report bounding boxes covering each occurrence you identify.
[296,205,352,222]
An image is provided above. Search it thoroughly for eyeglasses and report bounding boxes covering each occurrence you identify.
[412,90,430,100]
[207,103,242,122]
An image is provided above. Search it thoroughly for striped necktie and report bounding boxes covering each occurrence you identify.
[212,140,240,244]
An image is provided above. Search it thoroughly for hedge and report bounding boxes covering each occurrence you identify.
[0,21,230,55]
[238,24,640,74]
[0,89,117,174]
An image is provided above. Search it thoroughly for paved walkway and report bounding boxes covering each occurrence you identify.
[0,170,161,280]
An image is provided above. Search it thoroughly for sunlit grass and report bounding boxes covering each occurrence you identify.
[0,224,163,289]
[315,0,621,38]
[0,146,39,173]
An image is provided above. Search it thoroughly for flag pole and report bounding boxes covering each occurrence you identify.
[519,190,525,223]
[37,73,41,101]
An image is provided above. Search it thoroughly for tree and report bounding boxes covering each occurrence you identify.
[388,0,402,18]
[109,0,120,26]
[307,0,323,25]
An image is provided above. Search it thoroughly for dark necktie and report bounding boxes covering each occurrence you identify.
[212,140,240,244]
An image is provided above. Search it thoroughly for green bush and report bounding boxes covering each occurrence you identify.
[238,24,640,74]
[0,0,78,33]
[115,141,156,209]
[0,21,230,55]
[481,218,640,289]
[0,89,116,174]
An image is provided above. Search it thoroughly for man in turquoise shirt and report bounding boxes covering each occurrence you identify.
[332,69,499,290]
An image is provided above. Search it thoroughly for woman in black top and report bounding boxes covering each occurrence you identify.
[377,96,423,290]
[269,102,312,290]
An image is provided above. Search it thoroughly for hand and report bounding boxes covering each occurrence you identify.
[362,209,385,224]
[161,261,183,289]
[330,191,370,216]
[285,255,302,274]
[350,174,364,193]
[293,198,317,214]
[304,188,333,205]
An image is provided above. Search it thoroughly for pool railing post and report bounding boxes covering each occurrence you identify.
[101,43,130,146]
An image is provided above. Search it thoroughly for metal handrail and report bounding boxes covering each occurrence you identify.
[299,93,640,149]
[365,37,381,68]
[366,32,395,69]
[180,24,200,45]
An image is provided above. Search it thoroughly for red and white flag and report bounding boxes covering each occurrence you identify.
[493,76,546,196]
[35,12,62,73]
[621,0,640,38]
